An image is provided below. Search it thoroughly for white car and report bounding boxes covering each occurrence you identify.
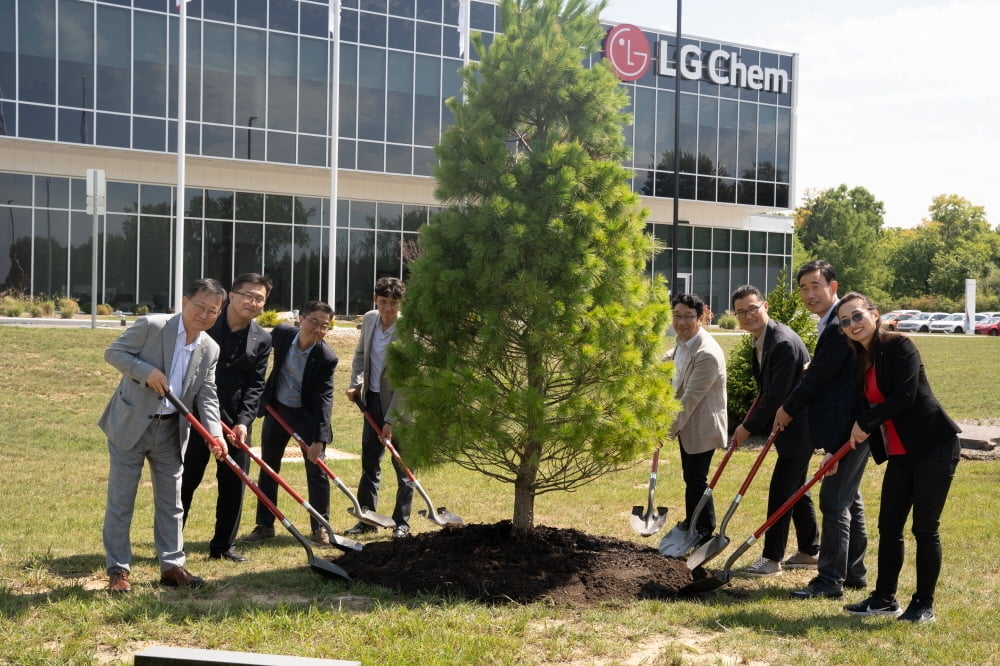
[896,312,949,333]
[929,313,968,334]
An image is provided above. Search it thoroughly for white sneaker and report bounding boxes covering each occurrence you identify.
[782,551,819,569]
[742,556,782,577]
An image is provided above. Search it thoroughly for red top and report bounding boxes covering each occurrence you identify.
[865,365,907,456]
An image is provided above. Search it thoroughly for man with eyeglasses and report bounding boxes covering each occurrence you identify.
[181,273,273,563]
[99,278,228,593]
[729,284,819,578]
[240,301,337,548]
[773,260,869,600]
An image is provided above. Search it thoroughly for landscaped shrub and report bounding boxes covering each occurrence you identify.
[135,305,150,315]
[97,303,113,315]
[58,298,79,318]
[35,300,56,316]
[2,296,25,317]
[717,310,738,330]
[255,310,282,328]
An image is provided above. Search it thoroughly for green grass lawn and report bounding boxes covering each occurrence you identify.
[0,327,997,665]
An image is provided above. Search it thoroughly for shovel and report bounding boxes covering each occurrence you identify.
[219,422,363,553]
[686,429,778,569]
[164,390,350,582]
[353,396,463,527]
[630,444,668,537]
[264,404,396,530]
[679,440,855,595]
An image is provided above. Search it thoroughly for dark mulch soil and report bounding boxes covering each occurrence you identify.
[332,521,709,606]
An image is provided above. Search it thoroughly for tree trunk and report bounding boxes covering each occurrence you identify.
[512,437,541,535]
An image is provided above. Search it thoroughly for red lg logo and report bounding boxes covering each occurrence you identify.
[604,24,651,82]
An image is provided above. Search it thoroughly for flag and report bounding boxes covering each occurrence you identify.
[457,0,470,57]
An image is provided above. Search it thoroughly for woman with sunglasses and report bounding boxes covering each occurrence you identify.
[836,291,961,624]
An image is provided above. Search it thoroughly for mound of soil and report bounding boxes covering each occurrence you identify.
[332,521,703,606]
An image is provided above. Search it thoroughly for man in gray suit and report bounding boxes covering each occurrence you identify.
[344,277,412,539]
[99,278,228,593]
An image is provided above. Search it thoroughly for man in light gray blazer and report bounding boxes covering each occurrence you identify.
[99,278,228,593]
[344,277,412,539]
[667,293,728,539]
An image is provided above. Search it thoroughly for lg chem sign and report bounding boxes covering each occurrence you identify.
[603,24,790,95]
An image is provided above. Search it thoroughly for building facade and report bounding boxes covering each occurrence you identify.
[0,0,796,316]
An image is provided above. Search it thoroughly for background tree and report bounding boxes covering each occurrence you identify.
[795,184,888,300]
[389,0,677,534]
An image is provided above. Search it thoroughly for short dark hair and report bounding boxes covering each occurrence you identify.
[231,272,272,296]
[374,277,405,300]
[185,278,226,300]
[730,284,764,309]
[670,293,705,317]
[796,259,837,285]
[300,300,333,318]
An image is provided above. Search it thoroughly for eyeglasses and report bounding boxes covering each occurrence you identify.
[302,316,330,331]
[232,290,266,305]
[734,304,763,319]
[189,301,221,317]
[839,310,873,329]
[673,314,699,321]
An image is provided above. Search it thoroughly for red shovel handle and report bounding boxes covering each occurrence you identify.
[263,403,343,482]
[221,421,308,505]
[706,393,762,488]
[353,396,419,484]
[736,429,779,496]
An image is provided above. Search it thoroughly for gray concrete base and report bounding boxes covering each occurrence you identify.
[134,646,359,666]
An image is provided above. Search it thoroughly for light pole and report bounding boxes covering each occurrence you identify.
[247,116,258,160]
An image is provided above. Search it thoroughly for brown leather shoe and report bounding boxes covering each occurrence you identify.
[108,569,131,594]
[159,565,205,588]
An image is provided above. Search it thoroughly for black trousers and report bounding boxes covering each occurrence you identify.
[679,443,716,535]
[355,392,413,526]
[761,449,820,561]
[181,425,249,555]
[874,437,960,605]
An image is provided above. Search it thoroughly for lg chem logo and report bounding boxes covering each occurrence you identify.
[604,24,651,81]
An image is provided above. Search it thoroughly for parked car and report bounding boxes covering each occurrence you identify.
[896,311,949,333]
[928,313,980,334]
[975,316,1000,336]
[882,311,919,331]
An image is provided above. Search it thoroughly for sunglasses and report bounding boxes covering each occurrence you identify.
[838,310,872,329]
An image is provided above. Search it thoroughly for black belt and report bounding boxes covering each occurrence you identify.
[149,413,178,419]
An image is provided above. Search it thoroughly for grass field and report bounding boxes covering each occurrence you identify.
[0,326,997,665]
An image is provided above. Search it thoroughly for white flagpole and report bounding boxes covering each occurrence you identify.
[326,0,341,313]
[459,0,470,65]
[173,0,188,311]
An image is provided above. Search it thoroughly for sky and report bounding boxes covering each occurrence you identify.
[600,0,1000,229]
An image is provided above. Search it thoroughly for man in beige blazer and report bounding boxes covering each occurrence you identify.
[667,293,728,539]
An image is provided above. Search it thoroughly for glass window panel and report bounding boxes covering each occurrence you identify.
[693,227,711,251]
[137,216,172,311]
[69,211,95,304]
[416,0,442,22]
[70,177,86,211]
[35,176,69,209]
[442,63,461,127]
[19,0,56,104]
[632,87,655,170]
[234,221,264,274]
[377,203,402,231]
[696,176,715,202]
[390,0,415,18]
[731,229,749,253]
[133,116,165,152]
[340,9,359,43]
[338,138,356,169]
[58,0,94,110]
[386,51,413,144]
[717,99,737,179]
[348,200,375,230]
[268,32,298,131]
[0,205,30,292]
[106,181,137,214]
[385,144,412,175]
[298,134,327,167]
[205,190,234,220]
[182,217,202,285]
[204,0,235,23]
[749,231,766,254]
[184,187,202,219]
[375,229,401,281]
[202,219,234,285]
[235,192,263,222]
[202,124,234,159]
[263,223,292,310]
[357,140,384,171]
[388,17,415,51]
[415,21,440,55]
[678,93,697,173]
[267,131,297,163]
[359,10,387,47]
[757,104,777,181]
[653,89,673,165]
[775,184,789,209]
[347,227,374,313]
[357,47,386,141]
[59,107,92,144]
[294,196,321,226]
[691,251,710,299]
[749,253,766,295]
[756,182,775,208]
[235,125,265,161]
[768,231,785,255]
[767,255,786,292]
[697,97,717,175]
[33,208,67,298]
[413,146,434,176]
[236,28,267,131]
[133,12,167,117]
[730,252,748,288]
[712,229,730,251]
[299,37,328,135]
[300,2,327,37]
[737,101,757,180]
[776,107,791,183]
[413,54,440,145]
[203,22,235,124]
[269,0,297,33]
[237,0,267,28]
[293,224,322,308]
[737,180,755,206]
[140,184,172,215]
[96,5,130,113]
[103,212,137,308]
[717,177,736,204]
[402,205,426,232]
[96,112,129,148]
[711,254,730,319]
[265,194,293,223]
[0,0,15,103]
[339,43,358,138]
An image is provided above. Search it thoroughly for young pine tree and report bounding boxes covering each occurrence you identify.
[389,0,678,534]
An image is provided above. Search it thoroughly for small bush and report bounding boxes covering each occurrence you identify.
[135,305,150,316]
[97,303,113,315]
[35,300,56,316]
[717,310,738,330]
[2,296,25,317]
[28,303,44,317]
[58,298,80,318]
[256,310,282,328]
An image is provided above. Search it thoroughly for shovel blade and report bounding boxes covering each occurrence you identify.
[678,572,729,596]
[309,557,351,581]
[658,523,703,558]
[418,507,464,526]
[328,532,364,553]
[630,505,668,537]
[347,506,396,529]
[686,534,729,570]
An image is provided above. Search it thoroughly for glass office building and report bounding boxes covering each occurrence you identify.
[0,0,796,316]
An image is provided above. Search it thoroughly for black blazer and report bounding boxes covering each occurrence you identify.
[260,323,337,444]
[782,303,857,453]
[854,334,960,465]
[208,306,272,428]
[742,319,812,456]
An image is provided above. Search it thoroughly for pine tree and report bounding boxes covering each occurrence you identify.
[389,0,677,534]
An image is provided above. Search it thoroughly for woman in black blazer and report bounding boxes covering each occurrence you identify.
[836,292,961,624]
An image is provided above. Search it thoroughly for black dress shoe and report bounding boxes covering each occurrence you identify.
[160,565,205,588]
[344,521,378,536]
[210,547,247,563]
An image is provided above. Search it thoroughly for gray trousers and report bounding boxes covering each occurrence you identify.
[103,416,186,574]
[814,440,870,591]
